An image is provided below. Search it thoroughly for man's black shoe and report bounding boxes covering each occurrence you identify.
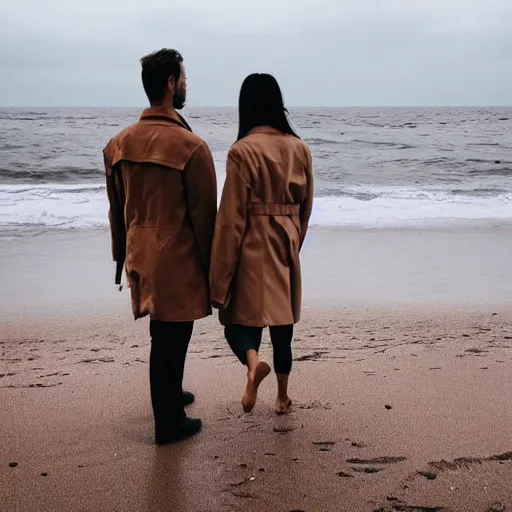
[155,417,202,445]
[183,391,195,406]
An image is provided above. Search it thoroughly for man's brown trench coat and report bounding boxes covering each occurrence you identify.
[104,107,217,322]
[210,127,313,327]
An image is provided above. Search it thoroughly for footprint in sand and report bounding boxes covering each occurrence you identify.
[352,467,383,474]
[488,502,506,512]
[336,471,354,478]
[347,457,407,465]
[274,426,295,434]
[417,471,437,480]
[79,357,115,364]
[297,401,332,410]
[347,456,407,477]
[294,351,328,361]
[384,452,512,511]
[375,505,444,511]
[313,441,336,452]
[465,348,487,354]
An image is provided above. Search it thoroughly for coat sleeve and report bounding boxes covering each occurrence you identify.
[210,149,250,308]
[183,141,218,274]
[299,145,314,250]
[104,144,127,285]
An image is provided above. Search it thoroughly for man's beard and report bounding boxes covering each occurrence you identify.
[173,89,186,110]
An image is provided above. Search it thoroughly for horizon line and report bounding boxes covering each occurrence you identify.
[1,104,511,109]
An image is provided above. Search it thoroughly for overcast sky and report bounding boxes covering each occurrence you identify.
[0,0,511,107]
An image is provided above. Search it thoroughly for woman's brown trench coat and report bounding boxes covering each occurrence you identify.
[210,127,314,327]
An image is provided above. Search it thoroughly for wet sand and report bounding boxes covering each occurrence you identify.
[1,226,512,511]
[0,224,511,320]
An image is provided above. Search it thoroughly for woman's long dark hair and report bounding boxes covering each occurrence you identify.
[237,73,300,141]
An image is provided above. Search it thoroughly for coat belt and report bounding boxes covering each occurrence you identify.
[249,203,300,216]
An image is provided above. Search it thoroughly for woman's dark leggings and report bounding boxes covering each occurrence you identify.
[225,324,294,375]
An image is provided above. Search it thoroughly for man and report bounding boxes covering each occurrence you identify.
[103,49,217,445]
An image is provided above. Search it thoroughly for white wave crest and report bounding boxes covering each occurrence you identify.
[0,183,511,229]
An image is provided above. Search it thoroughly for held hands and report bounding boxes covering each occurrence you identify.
[212,292,231,310]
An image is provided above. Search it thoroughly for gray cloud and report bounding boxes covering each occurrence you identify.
[0,0,511,106]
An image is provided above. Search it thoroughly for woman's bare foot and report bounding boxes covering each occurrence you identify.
[275,396,292,415]
[275,374,291,414]
[242,361,271,413]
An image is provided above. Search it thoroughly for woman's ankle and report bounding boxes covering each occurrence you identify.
[245,349,259,373]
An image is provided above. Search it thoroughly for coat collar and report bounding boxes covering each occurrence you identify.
[247,126,282,136]
[139,107,192,132]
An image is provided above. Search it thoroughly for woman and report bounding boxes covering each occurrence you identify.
[210,73,314,414]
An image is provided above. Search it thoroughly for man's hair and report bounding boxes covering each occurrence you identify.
[140,49,183,105]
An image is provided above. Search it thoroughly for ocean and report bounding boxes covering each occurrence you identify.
[0,107,511,229]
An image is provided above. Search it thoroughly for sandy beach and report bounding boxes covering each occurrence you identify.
[1,226,512,511]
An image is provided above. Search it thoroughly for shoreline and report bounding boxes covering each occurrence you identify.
[2,216,512,236]
[1,223,511,321]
